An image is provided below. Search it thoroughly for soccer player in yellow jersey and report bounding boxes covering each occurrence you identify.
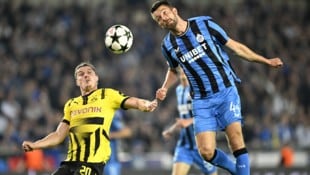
[22,62,158,175]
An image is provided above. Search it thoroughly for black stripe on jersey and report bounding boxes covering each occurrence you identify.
[190,20,220,93]
[183,89,194,149]
[67,98,75,107]
[203,20,231,88]
[94,128,100,154]
[169,34,205,97]
[162,44,178,68]
[227,60,239,83]
[207,19,227,45]
[69,118,104,134]
[82,95,88,105]
[84,133,91,162]
[185,127,194,149]
[83,117,104,125]
[68,134,74,161]
[101,88,105,99]
[73,133,81,161]
[180,88,187,147]
[102,129,110,141]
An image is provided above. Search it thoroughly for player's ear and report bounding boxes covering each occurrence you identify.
[172,7,178,14]
[75,78,80,87]
[95,74,99,83]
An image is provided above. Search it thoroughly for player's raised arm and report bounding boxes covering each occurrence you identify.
[225,38,283,68]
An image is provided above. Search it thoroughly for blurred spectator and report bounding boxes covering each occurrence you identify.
[279,142,294,168]
[24,150,44,175]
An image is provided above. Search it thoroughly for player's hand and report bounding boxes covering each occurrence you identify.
[162,130,173,140]
[268,58,283,68]
[22,141,34,152]
[142,99,158,112]
[156,88,167,101]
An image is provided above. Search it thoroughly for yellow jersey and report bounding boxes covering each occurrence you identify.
[62,88,129,163]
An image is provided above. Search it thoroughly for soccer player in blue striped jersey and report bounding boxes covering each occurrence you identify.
[150,1,283,175]
[162,70,217,175]
[104,110,132,175]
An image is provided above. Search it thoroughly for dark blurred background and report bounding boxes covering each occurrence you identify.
[0,0,309,174]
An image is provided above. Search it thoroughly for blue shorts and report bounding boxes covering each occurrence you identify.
[193,86,243,134]
[174,146,217,174]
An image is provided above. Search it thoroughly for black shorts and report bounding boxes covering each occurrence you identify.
[52,161,104,175]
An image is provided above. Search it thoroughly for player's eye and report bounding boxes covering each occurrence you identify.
[161,10,167,16]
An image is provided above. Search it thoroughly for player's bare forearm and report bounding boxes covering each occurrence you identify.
[22,122,68,152]
[23,132,64,151]
[176,118,194,128]
[226,39,283,67]
[156,68,179,101]
[125,97,157,112]
[162,123,179,140]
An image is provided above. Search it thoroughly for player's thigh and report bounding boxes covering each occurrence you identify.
[225,121,245,151]
[195,131,216,149]
[192,99,218,133]
[172,162,191,175]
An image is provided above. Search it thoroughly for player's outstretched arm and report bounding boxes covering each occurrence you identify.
[22,121,69,152]
[225,38,283,68]
[124,97,158,112]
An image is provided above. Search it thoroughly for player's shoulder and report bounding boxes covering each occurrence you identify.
[64,96,80,107]
[189,16,213,22]
[103,88,124,95]
[101,88,128,99]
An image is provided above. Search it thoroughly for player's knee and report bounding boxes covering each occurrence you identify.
[198,146,215,161]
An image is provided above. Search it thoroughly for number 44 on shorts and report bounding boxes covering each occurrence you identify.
[229,101,241,118]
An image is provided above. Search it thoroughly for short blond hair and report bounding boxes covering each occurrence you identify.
[74,62,97,78]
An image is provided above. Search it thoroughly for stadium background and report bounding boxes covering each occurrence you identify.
[0,0,309,174]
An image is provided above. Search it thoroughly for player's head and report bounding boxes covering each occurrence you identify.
[150,0,178,30]
[74,62,99,93]
[150,0,171,13]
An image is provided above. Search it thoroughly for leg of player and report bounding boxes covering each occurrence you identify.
[225,122,250,175]
[172,162,191,175]
[196,132,236,175]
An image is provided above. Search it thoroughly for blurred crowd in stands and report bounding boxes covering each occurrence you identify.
[0,0,309,173]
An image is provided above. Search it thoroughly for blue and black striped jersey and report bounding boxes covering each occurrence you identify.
[175,84,196,149]
[161,16,241,99]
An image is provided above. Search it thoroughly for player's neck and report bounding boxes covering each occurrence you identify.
[173,19,188,36]
[81,87,97,96]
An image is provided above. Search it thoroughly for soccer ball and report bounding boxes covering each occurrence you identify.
[105,24,133,54]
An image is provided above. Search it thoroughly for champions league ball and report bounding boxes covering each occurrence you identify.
[105,24,133,54]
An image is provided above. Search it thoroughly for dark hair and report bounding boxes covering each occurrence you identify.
[150,0,171,13]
